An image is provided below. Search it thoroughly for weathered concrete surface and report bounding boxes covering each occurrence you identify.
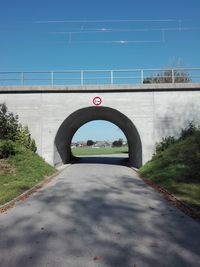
[0,84,200,166]
[0,161,200,267]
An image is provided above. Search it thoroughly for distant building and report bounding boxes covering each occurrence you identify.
[71,140,124,148]
[92,141,112,148]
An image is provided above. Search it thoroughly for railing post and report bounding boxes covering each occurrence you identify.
[172,69,175,83]
[21,72,24,86]
[51,72,54,87]
[141,69,144,84]
[81,71,84,85]
[110,70,114,84]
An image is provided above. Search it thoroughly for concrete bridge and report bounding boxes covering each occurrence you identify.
[0,81,200,167]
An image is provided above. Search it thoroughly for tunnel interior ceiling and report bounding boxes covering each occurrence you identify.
[55,106,142,168]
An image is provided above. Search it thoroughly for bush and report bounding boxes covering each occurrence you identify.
[141,123,200,183]
[155,136,176,154]
[0,140,16,159]
[112,139,123,147]
[17,125,37,152]
[143,69,191,84]
[0,103,19,141]
[180,122,197,140]
[175,133,200,181]
[0,103,37,152]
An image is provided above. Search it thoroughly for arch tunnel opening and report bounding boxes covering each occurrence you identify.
[71,120,128,163]
[54,106,142,168]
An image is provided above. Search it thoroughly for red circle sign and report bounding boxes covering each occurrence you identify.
[93,96,102,106]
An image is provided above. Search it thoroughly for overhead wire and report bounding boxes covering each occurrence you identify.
[51,27,200,35]
[33,19,199,44]
[34,19,178,23]
[68,40,163,44]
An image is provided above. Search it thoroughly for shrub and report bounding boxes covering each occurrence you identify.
[112,139,123,147]
[143,123,200,183]
[0,103,19,141]
[180,122,197,140]
[17,124,37,152]
[143,69,191,84]
[0,140,16,159]
[154,136,176,154]
[0,103,37,152]
[175,133,200,181]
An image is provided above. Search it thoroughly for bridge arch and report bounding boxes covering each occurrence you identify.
[54,106,142,167]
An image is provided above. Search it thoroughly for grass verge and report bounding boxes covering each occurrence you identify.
[0,144,56,205]
[140,155,200,212]
[72,146,128,156]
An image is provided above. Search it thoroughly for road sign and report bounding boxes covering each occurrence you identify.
[93,96,102,106]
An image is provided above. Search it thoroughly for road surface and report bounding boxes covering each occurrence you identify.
[0,158,200,267]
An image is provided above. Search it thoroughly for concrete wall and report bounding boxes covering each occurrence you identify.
[0,84,200,166]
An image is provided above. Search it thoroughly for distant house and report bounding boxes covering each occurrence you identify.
[93,141,105,148]
[122,141,127,146]
[92,141,112,148]
[71,141,86,148]
[71,140,117,148]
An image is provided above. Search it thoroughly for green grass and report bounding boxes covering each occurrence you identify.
[140,163,200,210]
[139,133,200,211]
[72,146,128,156]
[0,144,56,205]
[169,182,200,210]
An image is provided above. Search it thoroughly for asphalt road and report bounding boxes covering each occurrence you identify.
[0,157,200,267]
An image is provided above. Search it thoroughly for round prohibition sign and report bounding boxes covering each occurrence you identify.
[93,96,102,106]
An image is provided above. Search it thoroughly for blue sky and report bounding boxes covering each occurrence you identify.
[0,0,200,71]
[0,0,200,141]
[72,121,126,142]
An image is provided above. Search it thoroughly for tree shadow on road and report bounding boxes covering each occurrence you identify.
[0,165,200,267]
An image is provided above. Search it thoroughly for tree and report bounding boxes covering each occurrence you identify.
[155,136,176,154]
[0,103,37,152]
[0,140,16,159]
[87,140,94,146]
[17,124,37,152]
[0,103,19,141]
[112,139,123,147]
[180,122,197,140]
[143,69,191,84]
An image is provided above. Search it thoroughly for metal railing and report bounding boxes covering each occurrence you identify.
[0,68,200,86]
